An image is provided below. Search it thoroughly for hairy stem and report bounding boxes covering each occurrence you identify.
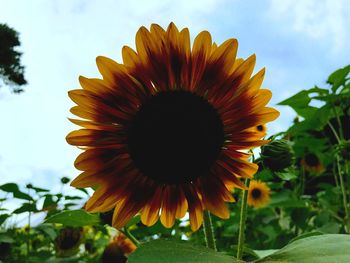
[237,179,250,261]
[122,228,140,247]
[203,210,217,251]
[336,155,350,233]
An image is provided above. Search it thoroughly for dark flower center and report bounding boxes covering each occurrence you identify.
[127,90,225,184]
[251,188,262,199]
[257,125,264,132]
[56,228,81,250]
[305,153,319,166]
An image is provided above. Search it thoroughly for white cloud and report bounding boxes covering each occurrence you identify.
[0,0,229,186]
[268,0,349,54]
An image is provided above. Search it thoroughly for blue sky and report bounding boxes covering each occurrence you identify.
[0,0,349,190]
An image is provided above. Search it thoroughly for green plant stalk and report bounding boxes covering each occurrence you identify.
[336,155,350,233]
[328,121,350,232]
[203,210,217,251]
[123,228,140,247]
[237,179,250,261]
[332,106,344,142]
[332,163,340,188]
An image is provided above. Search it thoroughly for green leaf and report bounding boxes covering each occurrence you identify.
[36,223,57,240]
[253,249,278,259]
[278,90,311,109]
[317,222,341,234]
[126,215,141,228]
[255,234,350,262]
[294,106,318,119]
[44,209,100,227]
[64,195,83,200]
[0,233,14,243]
[76,188,89,195]
[275,171,297,181]
[128,239,235,263]
[287,231,324,244]
[13,203,38,214]
[328,65,350,92]
[42,194,58,210]
[0,183,32,200]
[29,186,50,193]
[0,214,10,225]
[269,191,306,208]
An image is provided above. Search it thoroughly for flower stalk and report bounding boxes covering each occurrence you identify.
[122,228,140,247]
[203,210,217,251]
[237,179,250,261]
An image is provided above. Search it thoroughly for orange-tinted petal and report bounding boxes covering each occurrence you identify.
[160,185,177,228]
[183,184,203,231]
[141,186,163,226]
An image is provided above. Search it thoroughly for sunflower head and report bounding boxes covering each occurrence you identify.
[102,234,136,263]
[301,153,324,174]
[247,180,271,208]
[55,227,83,257]
[66,22,279,231]
[261,139,295,172]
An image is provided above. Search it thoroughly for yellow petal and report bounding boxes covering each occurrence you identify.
[141,186,163,226]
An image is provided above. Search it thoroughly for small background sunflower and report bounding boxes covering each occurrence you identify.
[247,180,271,208]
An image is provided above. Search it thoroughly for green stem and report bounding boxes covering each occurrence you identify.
[327,121,341,144]
[336,155,350,233]
[123,228,140,247]
[332,107,344,141]
[332,163,340,188]
[203,210,217,251]
[328,121,349,232]
[237,179,250,261]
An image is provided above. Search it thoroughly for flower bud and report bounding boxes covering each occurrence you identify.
[260,139,295,172]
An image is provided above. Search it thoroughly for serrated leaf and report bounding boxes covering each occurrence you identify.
[278,90,311,109]
[328,65,350,92]
[255,234,350,263]
[128,239,235,263]
[44,209,100,227]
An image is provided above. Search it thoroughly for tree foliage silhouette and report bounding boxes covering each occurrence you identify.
[0,23,27,93]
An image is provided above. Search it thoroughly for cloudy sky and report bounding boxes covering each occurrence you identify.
[0,0,349,190]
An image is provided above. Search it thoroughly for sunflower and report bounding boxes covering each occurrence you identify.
[55,227,83,257]
[102,234,136,263]
[247,180,271,208]
[301,153,324,174]
[66,23,279,231]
